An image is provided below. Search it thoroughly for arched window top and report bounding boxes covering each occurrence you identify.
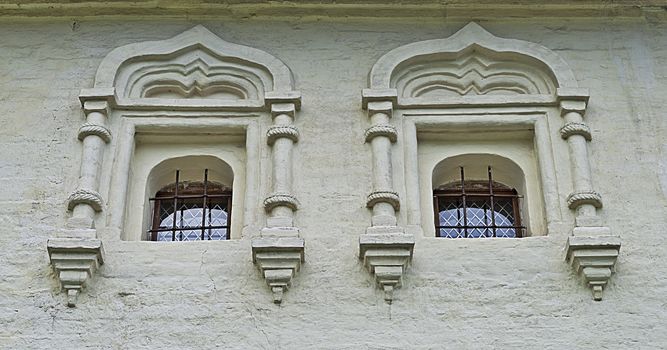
[368,22,578,91]
[363,22,583,109]
[90,25,299,110]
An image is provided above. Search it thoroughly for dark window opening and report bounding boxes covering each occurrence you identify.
[148,169,232,241]
[434,166,525,238]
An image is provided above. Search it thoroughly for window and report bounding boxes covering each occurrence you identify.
[149,169,232,241]
[434,166,524,238]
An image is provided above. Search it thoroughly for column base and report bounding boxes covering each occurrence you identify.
[251,236,304,304]
[565,235,620,301]
[359,231,414,303]
[47,238,104,307]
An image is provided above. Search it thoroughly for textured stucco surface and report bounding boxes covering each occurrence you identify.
[1,17,666,349]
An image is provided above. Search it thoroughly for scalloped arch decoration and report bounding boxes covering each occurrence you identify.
[367,22,579,105]
[93,25,296,108]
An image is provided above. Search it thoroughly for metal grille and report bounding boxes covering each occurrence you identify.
[148,169,232,241]
[434,166,525,238]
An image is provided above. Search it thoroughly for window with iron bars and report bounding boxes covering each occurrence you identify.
[149,169,232,241]
[434,166,525,238]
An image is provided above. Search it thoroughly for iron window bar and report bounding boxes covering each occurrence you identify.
[433,166,525,238]
[147,169,232,241]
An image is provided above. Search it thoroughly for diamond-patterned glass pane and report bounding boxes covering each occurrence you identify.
[153,197,229,241]
[437,195,519,238]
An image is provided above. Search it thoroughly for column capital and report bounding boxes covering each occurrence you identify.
[367,101,393,117]
[362,88,397,110]
[79,87,115,114]
[270,102,297,119]
[557,87,589,117]
[266,91,301,111]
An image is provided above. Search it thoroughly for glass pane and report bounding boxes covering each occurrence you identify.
[153,196,230,241]
[436,194,518,238]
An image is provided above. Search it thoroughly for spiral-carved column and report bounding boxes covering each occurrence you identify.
[252,93,304,305]
[359,90,414,303]
[558,88,620,301]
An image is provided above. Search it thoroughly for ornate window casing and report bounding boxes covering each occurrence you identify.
[48,25,304,306]
[361,22,620,301]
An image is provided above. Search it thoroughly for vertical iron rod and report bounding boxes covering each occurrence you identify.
[488,166,496,237]
[171,170,180,241]
[460,167,467,238]
[201,169,208,241]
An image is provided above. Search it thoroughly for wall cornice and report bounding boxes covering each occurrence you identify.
[0,1,665,19]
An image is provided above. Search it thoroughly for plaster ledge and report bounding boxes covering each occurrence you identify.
[47,238,104,307]
[565,235,620,301]
[359,232,415,303]
[251,237,305,304]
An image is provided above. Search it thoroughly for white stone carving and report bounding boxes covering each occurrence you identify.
[359,233,415,303]
[366,190,400,211]
[77,123,112,143]
[253,98,304,303]
[58,25,304,305]
[364,22,620,300]
[367,22,577,108]
[567,190,603,209]
[93,25,295,110]
[566,236,620,301]
[66,188,104,212]
[47,238,104,307]
[251,237,304,304]
[267,125,299,145]
[364,124,398,143]
[263,193,300,212]
[560,122,592,141]
[358,96,414,302]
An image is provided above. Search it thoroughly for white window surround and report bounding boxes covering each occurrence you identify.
[411,112,549,238]
[360,22,620,301]
[123,131,246,241]
[48,25,304,306]
[424,142,543,238]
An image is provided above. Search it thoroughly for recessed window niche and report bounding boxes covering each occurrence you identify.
[124,132,246,241]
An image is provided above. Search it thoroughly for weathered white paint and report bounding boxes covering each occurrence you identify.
[0,17,665,349]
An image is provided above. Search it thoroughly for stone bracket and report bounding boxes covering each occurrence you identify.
[251,237,305,304]
[566,235,620,301]
[359,232,415,303]
[47,238,104,307]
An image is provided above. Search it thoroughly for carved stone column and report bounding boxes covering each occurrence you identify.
[558,88,620,300]
[47,88,113,306]
[360,89,414,303]
[252,92,305,304]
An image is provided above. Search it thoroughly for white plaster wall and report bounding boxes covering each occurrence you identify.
[0,18,666,349]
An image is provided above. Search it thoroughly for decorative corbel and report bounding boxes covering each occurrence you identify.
[48,88,114,306]
[251,92,305,304]
[47,238,104,307]
[359,89,414,303]
[558,88,620,300]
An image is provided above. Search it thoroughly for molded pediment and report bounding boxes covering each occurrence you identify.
[367,22,579,106]
[393,45,557,99]
[93,26,296,108]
